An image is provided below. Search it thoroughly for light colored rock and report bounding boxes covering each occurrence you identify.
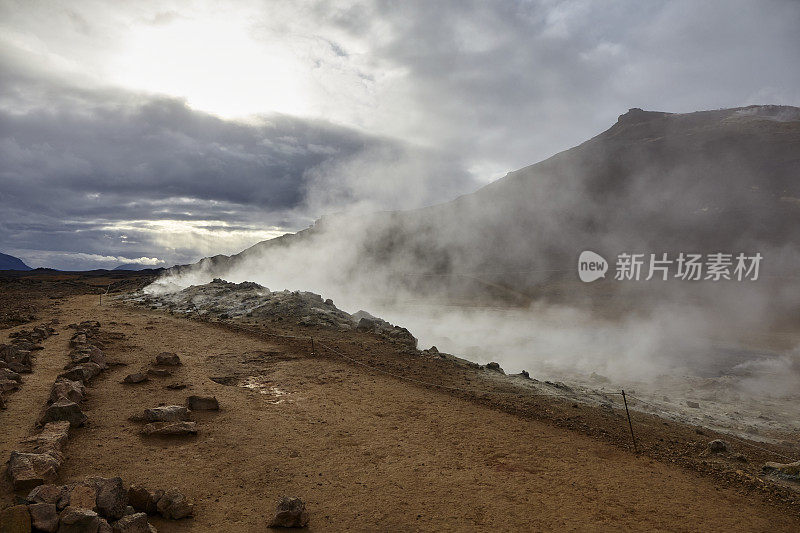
[142,421,197,437]
[23,421,70,456]
[143,406,189,423]
[8,451,61,492]
[155,488,193,519]
[48,379,85,405]
[111,512,150,533]
[763,460,800,481]
[268,496,309,528]
[57,506,102,533]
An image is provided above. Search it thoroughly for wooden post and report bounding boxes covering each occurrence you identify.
[621,389,638,454]
[310,337,315,356]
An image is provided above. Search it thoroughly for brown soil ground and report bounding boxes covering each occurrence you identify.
[2,276,800,531]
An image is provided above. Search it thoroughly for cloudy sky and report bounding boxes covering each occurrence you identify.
[1,0,799,270]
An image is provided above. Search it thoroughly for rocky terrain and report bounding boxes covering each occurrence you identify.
[1,273,800,529]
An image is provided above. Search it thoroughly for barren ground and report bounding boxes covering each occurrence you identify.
[2,275,800,531]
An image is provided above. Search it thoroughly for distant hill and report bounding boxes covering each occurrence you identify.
[114,263,157,271]
[0,252,31,271]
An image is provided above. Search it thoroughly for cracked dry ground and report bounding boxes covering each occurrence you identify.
[2,294,800,532]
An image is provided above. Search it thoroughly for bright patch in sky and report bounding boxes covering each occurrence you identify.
[111,16,313,119]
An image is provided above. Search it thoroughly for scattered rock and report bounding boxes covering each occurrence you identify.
[518,370,530,379]
[142,422,198,437]
[186,395,219,411]
[29,502,59,532]
[58,506,102,532]
[24,421,71,456]
[762,461,800,482]
[0,505,31,533]
[121,373,148,384]
[268,496,309,528]
[143,406,190,423]
[26,484,68,509]
[58,362,101,384]
[8,451,61,491]
[68,483,97,511]
[154,353,180,366]
[686,400,700,409]
[155,488,193,519]
[39,399,87,427]
[96,477,127,520]
[48,379,85,405]
[111,512,151,533]
[127,486,161,515]
[165,383,187,390]
[708,439,728,453]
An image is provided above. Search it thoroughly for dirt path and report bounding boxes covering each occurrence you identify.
[3,294,799,531]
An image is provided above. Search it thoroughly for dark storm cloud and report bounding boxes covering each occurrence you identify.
[0,50,476,269]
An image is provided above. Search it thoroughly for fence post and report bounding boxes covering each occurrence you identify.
[621,389,638,454]
[310,337,315,356]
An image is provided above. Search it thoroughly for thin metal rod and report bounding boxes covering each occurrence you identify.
[621,389,638,453]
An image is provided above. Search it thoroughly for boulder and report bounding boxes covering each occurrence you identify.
[39,399,87,427]
[68,484,97,511]
[121,373,148,385]
[268,496,309,528]
[485,362,505,374]
[58,362,101,384]
[29,502,59,532]
[126,486,162,515]
[57,507,102,533]
[143,406,189,423]
[155,488,193,519]
[26,484,68,508]
[0,505,31,533]
[48,379,85,404]
[762,460,800,482]
[142,422,197,437]
[111,512,150,533]
[24,421,71,456]
[96,477,127,520]
[186,395,219,411]
[708,439,728,453]
[69,334,87,348]
[154,353,180,366]
[8,451,61,491]
[686,400,700,409]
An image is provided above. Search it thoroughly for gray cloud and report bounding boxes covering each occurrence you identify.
[1,0,799,268]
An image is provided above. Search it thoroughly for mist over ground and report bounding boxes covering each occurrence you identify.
[147,107,800,420]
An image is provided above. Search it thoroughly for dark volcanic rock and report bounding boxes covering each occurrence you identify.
[48,379,85,404]
[8,451,61,492]
[186,395,219,411]
[154,352,181,366]
[127,485,162,515]
[121,373,148,384]
[155,488,194,519]
[40,399,87,427]
[268,496,309,528]
[29,502,59,532]
[58,506,102,532]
